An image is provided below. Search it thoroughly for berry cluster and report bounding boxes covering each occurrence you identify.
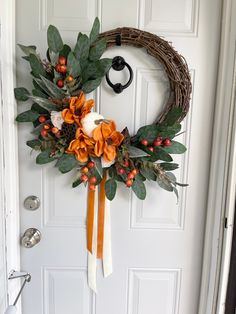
[117,160,139,187]
[140,137,172,152]
[54,56,74,89]
[38,116,60,137]
[80,161,97,191]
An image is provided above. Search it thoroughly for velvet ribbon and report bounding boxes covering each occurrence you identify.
[87,173,112,292]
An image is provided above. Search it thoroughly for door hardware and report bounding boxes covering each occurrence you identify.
[24,195,40,210]
[21,228,41,248]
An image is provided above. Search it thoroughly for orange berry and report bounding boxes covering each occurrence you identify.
[123,160,129,167]
[148,146,154,152]
[59,65,67,74]
[132,169,138,176]
[51,127,59,134]
[43,124,50,130]
[141,139,148,146]
[81,174,88,182]
[66,75,74,82]
[117,168,125,175]
[153,138,162,147]
[127,172,134,179]
[58,56,66,65]
[88,161,95,169]
[40,129,48,137]
[57,79,64,88]
[163,138,172,146]
[82,166,89,174]
[55,64,61,72]
[89,176,97,184]
[89,184,96,191]
[126,179,133,187]
[38,116,46,123]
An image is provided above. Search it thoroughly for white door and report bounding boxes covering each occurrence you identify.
[16,1,222,313]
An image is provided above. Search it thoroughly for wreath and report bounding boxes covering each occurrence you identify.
[15,18,191,290]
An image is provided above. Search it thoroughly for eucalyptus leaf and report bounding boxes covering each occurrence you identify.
[56,154,77,173]
[132,178,146,200]
[60,44,71,58]
[140,168,156,181]
[156,175,174,192]
[128,146,149,158]
[89,17,100,44]
[90,157,103,178]
[162,140,187,154]
[26,139,41,150]
[159,162,179,171]
[31,103,49,114]
[162,107,183,126]
[105,179,117,201]
[136,124,159,142]
[29,54,46,78]
[36,150,55,164]
[47,25,63,53]
[154,147,173,162]
[82,58,112,81]
[32,88,48,99]
[28,95,57,111]
[166,172,177,183]
[40,75,66,98]
[16,110,39,122]
[67,52,81,77]
[158,123,181,138]
[89,39,106,61]
[18,44,37,56]
[14,87,30,101]
[74,34,90,60]
[82,78,102,93]
[72,178,82,188]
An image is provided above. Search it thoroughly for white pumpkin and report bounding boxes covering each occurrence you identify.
[81,112,104,137]
[50,111,64,130]
[101,157,115,168]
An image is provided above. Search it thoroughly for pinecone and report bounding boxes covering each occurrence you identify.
[61,123,77,143]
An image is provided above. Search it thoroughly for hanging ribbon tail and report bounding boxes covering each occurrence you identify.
[97,174,106,259]
[87,188,97,293]
[103,198,113,277]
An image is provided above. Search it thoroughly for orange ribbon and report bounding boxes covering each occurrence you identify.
[87,189,95,253]
[87,173,107,259]
[97,174,107,259]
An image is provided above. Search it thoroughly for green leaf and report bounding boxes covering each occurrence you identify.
[36,150,55,164]
[47,25,63,53]
[89,17,100,44]
[136,124,159,142]
[56,154,77,173]
[16,110,40,122]
[156,175,173,192]
[140,167,156,181]
[89,39,106,61]
[34,78,52,97]
[18,44,37,56]
[26,139,41,150]
[67,52,81,77]
[82,78,102,93]
[60,44,71,58]
[29,54,46,78]
[105,179,117,201]
[31,103,49,114]
[32,88,48,99]
[90,157,103,178]
[173,186,179,201]
[175,182,188,187]
[159,123,181,139]
[128,146,149,158]
[74,34,90,60]
[154,147,173,162]
[162,107,183,126]
[162,141,187,154]
[132,178,146,200]
[72,178,82,188]
[40,75,66,99]
[159,163,179,171]
[82,58,112,81]
[166,172,177,183]
[14,87,30,101]
[28,95,57,111]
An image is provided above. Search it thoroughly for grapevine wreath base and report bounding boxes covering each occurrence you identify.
[15,18,191,291]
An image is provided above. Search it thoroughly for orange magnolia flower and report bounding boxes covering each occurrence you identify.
[93,121,124,162]
[62,92,94,126]
[66,128,95,163]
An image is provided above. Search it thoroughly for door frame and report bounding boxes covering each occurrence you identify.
[1,0,235,313]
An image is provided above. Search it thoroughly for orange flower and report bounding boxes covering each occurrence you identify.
[66,128,95,162]
[93,121,124,162]
[62,92,94,126]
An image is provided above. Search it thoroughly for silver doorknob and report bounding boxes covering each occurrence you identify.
[21,228,41,248]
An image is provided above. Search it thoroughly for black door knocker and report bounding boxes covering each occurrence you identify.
[106,56,133,94]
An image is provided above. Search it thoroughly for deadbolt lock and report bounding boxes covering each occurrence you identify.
[24,196,40,210]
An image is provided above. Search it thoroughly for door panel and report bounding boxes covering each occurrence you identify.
[16,0,222,313]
